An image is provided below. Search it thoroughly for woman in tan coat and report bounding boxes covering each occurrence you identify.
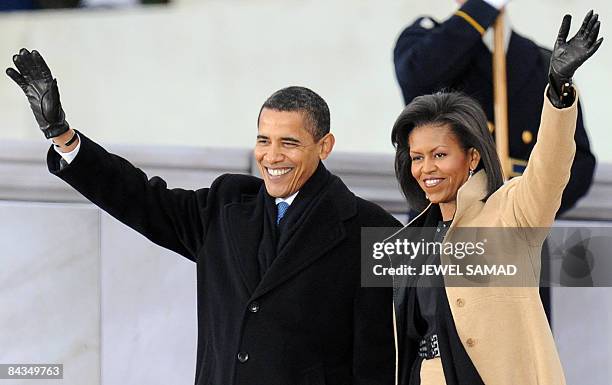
[389,11,603,385]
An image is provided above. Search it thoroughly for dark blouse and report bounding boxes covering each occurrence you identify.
[415,220,451,337]
[401,208,485,385]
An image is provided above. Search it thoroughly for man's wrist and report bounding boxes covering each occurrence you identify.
[51,129,79,153]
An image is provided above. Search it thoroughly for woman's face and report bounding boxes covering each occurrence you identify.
[408,123,480,205]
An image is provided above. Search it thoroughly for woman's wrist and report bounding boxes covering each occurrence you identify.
[547,74,576,109]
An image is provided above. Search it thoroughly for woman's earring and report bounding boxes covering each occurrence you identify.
[468,169,474,178]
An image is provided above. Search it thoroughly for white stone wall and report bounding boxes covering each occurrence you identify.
[0,202,101,385]
[0,0,610,159]
[553,286,612,384]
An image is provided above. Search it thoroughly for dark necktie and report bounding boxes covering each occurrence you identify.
[276,201,289,225]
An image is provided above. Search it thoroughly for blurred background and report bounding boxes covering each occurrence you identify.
[0,1,611,384]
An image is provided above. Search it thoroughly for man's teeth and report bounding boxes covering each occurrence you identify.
[267,168,291,176]
[424,178,443,187]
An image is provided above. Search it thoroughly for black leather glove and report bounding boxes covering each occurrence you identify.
[548,10,603,108]
[6,48,69,139]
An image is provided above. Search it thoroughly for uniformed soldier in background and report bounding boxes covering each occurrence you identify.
[393,0,596,216]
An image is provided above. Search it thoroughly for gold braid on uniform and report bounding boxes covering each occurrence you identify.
[455,10,485,35]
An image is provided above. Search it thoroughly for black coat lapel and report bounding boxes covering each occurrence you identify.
[275,161,330,251]
[223,188,267,294]
[257,192,280,279]
[252,175,356,299]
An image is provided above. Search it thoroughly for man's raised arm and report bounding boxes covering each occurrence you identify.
[6,48,213,261]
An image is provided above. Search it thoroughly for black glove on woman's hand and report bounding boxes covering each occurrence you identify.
[548,10,603,108]
[6,48,69,139]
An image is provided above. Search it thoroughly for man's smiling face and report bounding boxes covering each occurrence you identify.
[254,108,332,198]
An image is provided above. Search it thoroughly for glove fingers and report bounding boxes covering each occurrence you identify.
[21,49,41,80]
[557,14,571,44]
[585,13,599,37]
[578,10,594,36]
[13,49,35,80]
[19,47,30,55]
[42,78,61,123]
[5,67,28,90]
[588,21,601,46]
[586,37,604,58]
[13,53,30,80]
[19,48,36,75]
[31,50,53,80]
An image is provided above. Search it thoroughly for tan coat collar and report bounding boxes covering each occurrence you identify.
[453,169,490,227]
[456,169,488,205]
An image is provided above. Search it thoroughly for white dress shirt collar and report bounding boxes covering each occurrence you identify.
[275,191,299,206]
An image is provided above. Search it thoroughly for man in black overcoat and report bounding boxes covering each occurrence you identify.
[7,49,399,385]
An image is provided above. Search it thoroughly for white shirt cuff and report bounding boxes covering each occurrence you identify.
[482,0,509,10]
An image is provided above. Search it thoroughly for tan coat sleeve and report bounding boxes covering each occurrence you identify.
[503,87,578,229]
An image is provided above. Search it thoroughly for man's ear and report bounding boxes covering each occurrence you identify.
[319,133,335,160]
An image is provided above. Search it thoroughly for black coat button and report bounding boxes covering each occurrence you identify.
[237,351,249,363]
[248,302,260,313]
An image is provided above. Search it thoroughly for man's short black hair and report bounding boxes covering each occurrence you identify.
[258,86,330,141]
